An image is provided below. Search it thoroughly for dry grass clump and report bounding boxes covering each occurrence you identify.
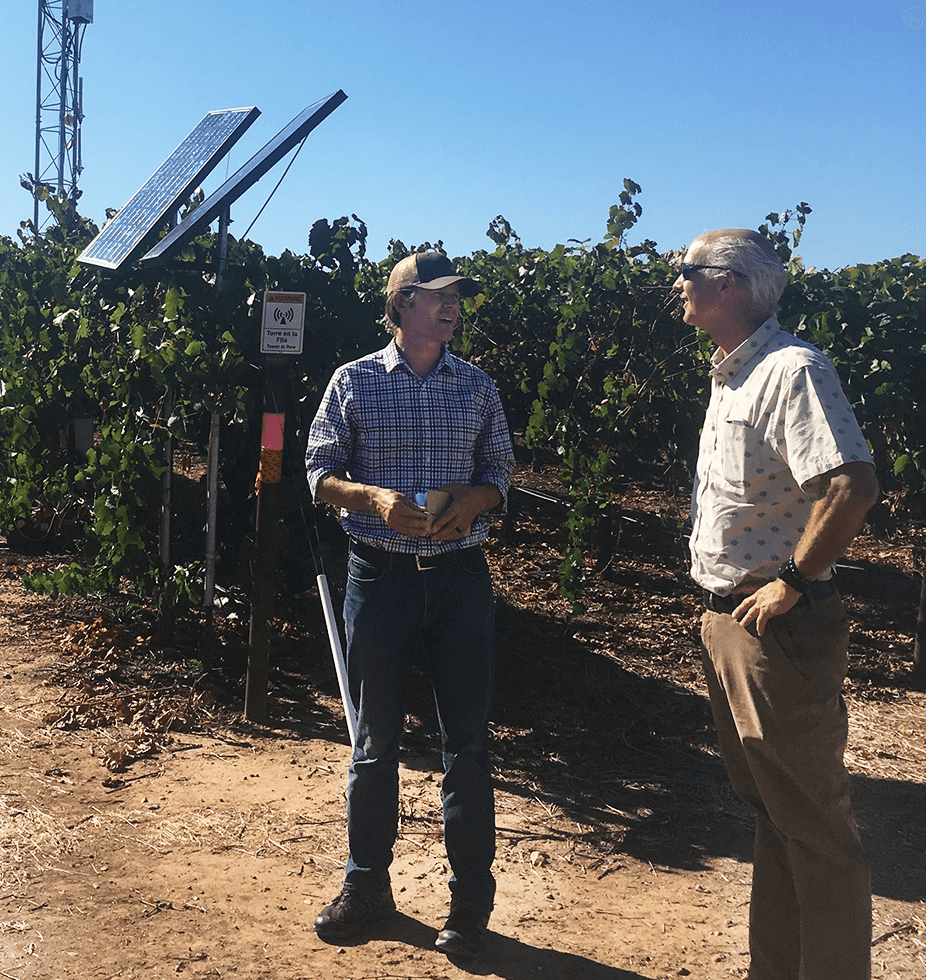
[142,801,325,858]
[0,786,83,890]
[846,695,926,781]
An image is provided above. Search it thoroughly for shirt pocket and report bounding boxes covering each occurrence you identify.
[354,399,421,463]
[717,418,766,492]
[431,395,485,463]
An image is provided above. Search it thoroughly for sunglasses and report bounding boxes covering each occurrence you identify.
[680,263,749,281]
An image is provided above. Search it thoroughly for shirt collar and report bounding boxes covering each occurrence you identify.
[709,315,781,384]
[383,340,404,373]
[384,339,457,377]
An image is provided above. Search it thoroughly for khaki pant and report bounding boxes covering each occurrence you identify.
[701,592,871,980]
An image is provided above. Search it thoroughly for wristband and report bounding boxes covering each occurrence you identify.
[777,555,813,594]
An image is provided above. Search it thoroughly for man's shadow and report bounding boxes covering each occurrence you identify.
[319,911,650,979]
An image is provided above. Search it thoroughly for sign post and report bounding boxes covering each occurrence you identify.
[244,291,304,721]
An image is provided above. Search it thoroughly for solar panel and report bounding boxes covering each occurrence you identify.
[139,90,347,266]
[77,107,260,271]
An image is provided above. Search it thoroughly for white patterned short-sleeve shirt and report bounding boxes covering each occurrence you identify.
[690,317,872,595]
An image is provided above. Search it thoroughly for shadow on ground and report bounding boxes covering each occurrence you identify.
[277,582,754,876]
[854,772,926,903]
[317,910,650,979]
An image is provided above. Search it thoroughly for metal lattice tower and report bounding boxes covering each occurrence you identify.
[33,0,93,232]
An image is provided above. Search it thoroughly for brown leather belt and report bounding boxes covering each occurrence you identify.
[350,538,478,572]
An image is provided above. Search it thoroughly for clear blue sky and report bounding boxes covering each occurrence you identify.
[2,1,924,271]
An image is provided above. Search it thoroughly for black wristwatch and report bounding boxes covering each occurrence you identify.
[777,555,813,594]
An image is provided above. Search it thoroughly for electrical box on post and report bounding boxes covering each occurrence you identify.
[65,0,94,24]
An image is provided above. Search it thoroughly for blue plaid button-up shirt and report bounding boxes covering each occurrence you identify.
[305,341,514,554]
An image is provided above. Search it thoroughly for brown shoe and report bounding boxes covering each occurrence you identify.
[313,886,395,940]
[435,903,490,958]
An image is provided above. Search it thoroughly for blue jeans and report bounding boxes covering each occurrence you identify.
[341,544,497,912]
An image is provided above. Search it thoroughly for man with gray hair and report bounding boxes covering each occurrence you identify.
[673,229,878,980]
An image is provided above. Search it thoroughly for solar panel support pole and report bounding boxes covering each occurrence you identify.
[158,211,179,583]
[159,389,174,574]
[204,412,220,619]
[203,208,231,637]
[156,389,176,643]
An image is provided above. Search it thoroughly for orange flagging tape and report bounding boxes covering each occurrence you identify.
[256,447,283,487]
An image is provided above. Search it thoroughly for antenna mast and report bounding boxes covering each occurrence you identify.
[33,0,93,232]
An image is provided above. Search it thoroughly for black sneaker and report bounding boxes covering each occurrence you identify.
[313,885,396,940]
[434,903,491,958]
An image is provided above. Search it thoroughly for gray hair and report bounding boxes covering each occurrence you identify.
[694,233,787,317]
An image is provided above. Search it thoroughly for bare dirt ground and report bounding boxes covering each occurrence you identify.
[2,471,926,980]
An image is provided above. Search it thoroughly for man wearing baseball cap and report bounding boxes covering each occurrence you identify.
[305,252,514,958]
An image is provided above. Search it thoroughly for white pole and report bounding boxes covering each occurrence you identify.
[316,573,358,748]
